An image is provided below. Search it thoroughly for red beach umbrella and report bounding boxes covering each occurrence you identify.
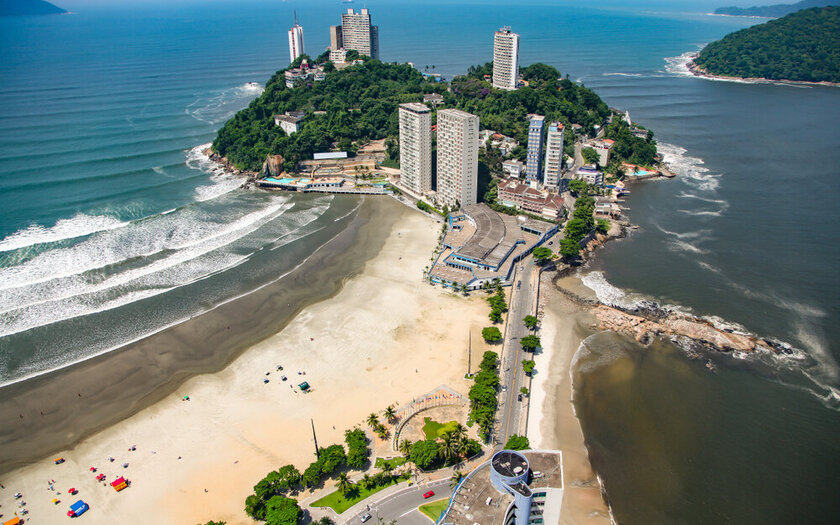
[89,467,96,472]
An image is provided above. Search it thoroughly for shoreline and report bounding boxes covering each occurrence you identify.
[686,55,840,87]
[0,195,391,475]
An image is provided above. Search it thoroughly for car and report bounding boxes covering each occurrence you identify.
[423,490,436,499]
[519,265,524,271]
[518,394,523,401]
[502,385,507,392]
[517,281,521,289]
[360,513,372,522]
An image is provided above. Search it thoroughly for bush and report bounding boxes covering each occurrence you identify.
[596,218,610,235]
[345,428,369,469]
[410,439,442,470]
[481,326,502,343]
[504,434,530,451]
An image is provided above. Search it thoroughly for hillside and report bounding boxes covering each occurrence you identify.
[0,0,67,16]
[213,59,639,172]
[693,6,840,83]
[714,0,835,17]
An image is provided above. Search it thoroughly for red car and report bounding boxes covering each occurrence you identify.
[423,490,435,499]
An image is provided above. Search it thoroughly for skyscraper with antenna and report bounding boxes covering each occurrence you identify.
[288,11,305,64]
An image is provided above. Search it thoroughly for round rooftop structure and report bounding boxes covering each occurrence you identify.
[490,450,530,493]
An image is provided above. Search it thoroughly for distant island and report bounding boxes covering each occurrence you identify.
[691,6,840,84]
[0,0,67,16]
[713,0,835,17]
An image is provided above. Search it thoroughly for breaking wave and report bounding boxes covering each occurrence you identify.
[0,214,129,253]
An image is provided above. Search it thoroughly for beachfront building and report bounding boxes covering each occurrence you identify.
[543,122,564,190]
[497,178,565,220]
[398,102,433,194]
[287,15,305,64]
[428,204,557,290]
[587,138,614,166]
[492,27,520,90]
[525,114,545,184]
[577,166,603,186]
[337,8,379,59]
[436,109,480,208]
[440,449,565,525]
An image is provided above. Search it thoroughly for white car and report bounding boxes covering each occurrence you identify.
[360,513,372,523]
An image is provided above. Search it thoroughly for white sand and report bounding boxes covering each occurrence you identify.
[0,207,497,525]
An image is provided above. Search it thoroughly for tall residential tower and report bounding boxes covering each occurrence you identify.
[437,109,480,208]
[288,13,305,64]
[339,8,379,59]
[492,27,520,91]
[543,122,565,190]
[398,103,432,195]
[525,114,545,184]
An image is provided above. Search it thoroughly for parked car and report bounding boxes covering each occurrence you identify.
[360,513,372,522]
[423,490,436,499]
[518,394,523,402]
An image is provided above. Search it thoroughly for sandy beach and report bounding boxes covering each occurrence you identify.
[0,199,498,524]
[527,273,612,524]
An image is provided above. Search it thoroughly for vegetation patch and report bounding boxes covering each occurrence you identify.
[374,456,407,470]
[310,473,409,514]
[419,498,450,521]
[422,417,459,440]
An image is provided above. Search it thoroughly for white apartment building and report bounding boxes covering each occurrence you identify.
[543,122,565,189]
[437,109,480,208]
[398,102,432,194]
[288,18,305,64]
[492,27,520,91]
[340,8,379,59]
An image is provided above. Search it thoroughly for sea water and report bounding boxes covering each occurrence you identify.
[1,0,839,521]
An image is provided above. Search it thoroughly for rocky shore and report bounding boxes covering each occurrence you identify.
[686,55,840,88]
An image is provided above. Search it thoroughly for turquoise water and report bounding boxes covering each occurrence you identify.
[1,1,838,522]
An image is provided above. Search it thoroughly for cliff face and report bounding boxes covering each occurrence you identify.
[261,155,285,178]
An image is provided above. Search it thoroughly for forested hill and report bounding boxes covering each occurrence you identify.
[212,59,622,172]
[693,7,840,83]
[1,0,67,16]
[714,0,834,17]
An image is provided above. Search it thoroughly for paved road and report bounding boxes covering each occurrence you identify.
[496,257,538,447]
[343,478,451,525]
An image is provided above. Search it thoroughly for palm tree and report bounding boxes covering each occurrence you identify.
[399,439,413,459]
[440,431,459,464]
[381,462,394,482]
[384,405,397,423]
[452,423,467,442]
[375,423,389,440]
[366,413,379,428]
[361,473,373,490]
[337,472,353,494]
[450,470,464,489]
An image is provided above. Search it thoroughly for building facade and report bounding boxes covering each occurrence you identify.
[287,18,305,64]
[329,25,343,52]
[492,27,520,91]
[437,108,480,208]
[525,114,545,183]
[543,122,564,189]
[398,102,433,195]
[339,8,379,59]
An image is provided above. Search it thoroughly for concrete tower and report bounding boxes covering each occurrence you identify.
[398,102,433,195]
[437,109,480,208]
[492,27,520,90]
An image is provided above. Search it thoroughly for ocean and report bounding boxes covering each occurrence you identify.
[1,0,838,522]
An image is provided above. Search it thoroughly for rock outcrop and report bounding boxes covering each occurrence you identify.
[261,154,285,178]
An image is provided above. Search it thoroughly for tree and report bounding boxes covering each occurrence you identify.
[582,146,600,166]
[361,473,373,489]
[520,335,541,352]
[367,413,380,428]
[381,461,395,481]
[345,428,370,469]
[522,360,535,375]
[440,431,460,464]
[410,439,441,470]
[523,315,539,330]
[336,472,353,494]
[319,518,336,525]
[596,218,611,235]
[450,470,464,488]
[481,326,502,343]
[245,494,266,520]
[532,246,553,265]
[202,522,227,525]
[399,438,414,459]
[520,387,529,395]
[384,405,397,423]
[568,179,588,196]
[264,495,302,525]
[559,237,581,259]
[504,434,530,451]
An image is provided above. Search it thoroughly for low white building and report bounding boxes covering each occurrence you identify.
[274,113,304,135]
[502,159,525,178]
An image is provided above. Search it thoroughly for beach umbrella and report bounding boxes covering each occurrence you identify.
[68,488,77,495]
[89,467,96,472]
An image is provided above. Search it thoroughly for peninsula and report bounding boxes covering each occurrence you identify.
[0,0,67,16]
[692,6,840,84]
[713,0,834,17]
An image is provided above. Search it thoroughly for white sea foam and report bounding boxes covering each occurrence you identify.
[658,142,722,192]
[0,214,129,253]
[186,143,245,202]
[580,271,645,309]
[665,49,816,89]
[678,208,724,218]
[602,72,645,77]
[186,82,264,125]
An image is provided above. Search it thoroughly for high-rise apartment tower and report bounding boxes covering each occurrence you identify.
[492,27,520,90]
[339,8,379,59]
[543,122,565,189]
[437,109,480,208]
[525,115,545,183]
[288,12,305,64]
[398,103,433,195]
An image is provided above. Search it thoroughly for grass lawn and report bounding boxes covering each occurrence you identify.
[422,417,459,440]
[419,498,450,521]
[311,474,409,514]
[375,456,407,469]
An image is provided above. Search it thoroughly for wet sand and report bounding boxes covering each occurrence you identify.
[528,273,612,524]
[0,196,396,474]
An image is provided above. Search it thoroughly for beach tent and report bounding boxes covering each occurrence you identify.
[69,499,89,517]
[298,381,310,391]
[4,517,21,525]
[111,476,128,492]
[54,457,65,464]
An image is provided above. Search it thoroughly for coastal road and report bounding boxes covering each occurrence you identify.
[343,478,451,525]
[496,256,538,447]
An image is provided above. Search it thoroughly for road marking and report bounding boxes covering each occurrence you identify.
[399,507,419,518]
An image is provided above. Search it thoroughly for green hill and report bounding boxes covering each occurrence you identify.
[714,0,836,17]
[693,6,840,83]
[1,0,67,16]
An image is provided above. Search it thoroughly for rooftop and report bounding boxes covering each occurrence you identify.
[400,102,431,113]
